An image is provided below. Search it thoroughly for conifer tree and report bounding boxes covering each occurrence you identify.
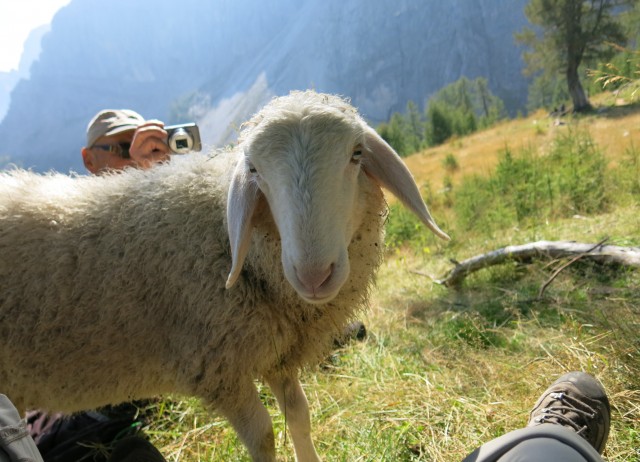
[516,0,634,112]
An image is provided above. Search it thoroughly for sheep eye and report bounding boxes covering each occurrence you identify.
[247,162,258,174]
[351,146,363,164]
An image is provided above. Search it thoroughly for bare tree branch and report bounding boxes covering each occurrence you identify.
[436,240,640,288]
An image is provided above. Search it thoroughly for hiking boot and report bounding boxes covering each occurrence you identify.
[527,371,610,454]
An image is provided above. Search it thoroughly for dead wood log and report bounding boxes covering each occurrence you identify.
[436,240,640,288]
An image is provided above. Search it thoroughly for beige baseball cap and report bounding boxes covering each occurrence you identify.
[86,109,145,147]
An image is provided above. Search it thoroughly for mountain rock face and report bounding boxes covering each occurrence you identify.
[0,0,530,173]
[0,24,49,122]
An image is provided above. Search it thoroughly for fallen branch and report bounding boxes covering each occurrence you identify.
[436,240,640,288]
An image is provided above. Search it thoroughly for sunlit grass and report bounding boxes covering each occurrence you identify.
[141,202,639,461]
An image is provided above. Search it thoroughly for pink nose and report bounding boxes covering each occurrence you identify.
[295,264,334,295]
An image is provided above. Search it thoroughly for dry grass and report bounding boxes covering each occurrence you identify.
[403,100,640,192]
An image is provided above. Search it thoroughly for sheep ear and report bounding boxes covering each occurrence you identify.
[362,127,450,241]
[226,157,261,288]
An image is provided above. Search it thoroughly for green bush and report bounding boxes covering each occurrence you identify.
[549,129,608,215]
[385,129,615,249]
[384,202,422,249]
[609,141,640,204]
[384,202,444,254]
[442,153,459,173]
[384,183,448,253]
[453,129,608,235]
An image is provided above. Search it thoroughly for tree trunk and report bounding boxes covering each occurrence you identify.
[567,61,592,112]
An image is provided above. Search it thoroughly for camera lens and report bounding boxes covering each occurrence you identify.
[168,128,193,154]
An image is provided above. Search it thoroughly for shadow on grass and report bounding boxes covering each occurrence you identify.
[593,100,640,119]
[395,260,639,353]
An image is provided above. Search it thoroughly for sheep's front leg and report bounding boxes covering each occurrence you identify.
[213,379,276,462]
[265,374,321,462]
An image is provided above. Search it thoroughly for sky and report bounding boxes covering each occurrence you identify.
[0,0,72,72]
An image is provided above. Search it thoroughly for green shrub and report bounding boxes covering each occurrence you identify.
[384,202,423,250]
[492,147,550,223]
[452,174,513,234]
[452,129,608,236]
[442,153,460,173]
[548,129,607,214]
[384,182,448,253]
[609,141,640,204]
[386,129,616,249]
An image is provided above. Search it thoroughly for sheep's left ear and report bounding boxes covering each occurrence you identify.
[226,155,261,288]
[362,126,450,240]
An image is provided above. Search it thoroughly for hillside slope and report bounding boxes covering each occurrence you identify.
[404,96,640,190]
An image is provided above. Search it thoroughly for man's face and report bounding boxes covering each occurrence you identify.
[82,130,136,174]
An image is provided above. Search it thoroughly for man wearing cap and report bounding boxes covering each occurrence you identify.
[81,109,171,174]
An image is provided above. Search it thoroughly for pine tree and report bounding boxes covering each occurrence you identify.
[425,77,506,146]
[516,0,634,112]
[426,101,453,146]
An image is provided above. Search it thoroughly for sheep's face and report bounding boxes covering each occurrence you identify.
[245,111,364,303]
[226,91,449,304]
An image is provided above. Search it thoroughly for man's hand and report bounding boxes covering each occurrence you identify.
[130,120,170,169]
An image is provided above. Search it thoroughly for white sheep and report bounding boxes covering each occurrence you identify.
[0,90,448,461]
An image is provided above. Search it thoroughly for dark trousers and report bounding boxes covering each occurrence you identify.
[462,424,603,462]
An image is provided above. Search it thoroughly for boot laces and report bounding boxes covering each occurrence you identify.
[533,391,598,436]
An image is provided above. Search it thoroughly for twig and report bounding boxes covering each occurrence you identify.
[409,269,437,281]
[537,238,609,299]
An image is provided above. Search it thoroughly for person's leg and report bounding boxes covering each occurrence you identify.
[462,424,603,462]
[462,371,610,462]
[498,432,598,462]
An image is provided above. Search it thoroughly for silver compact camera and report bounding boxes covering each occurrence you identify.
[165,123,202,154]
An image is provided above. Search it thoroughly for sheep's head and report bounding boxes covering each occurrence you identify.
[226,91,448,304]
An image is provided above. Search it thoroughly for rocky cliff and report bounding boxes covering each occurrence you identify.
[0,0,530,173]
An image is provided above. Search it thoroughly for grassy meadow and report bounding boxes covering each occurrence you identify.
[143,91,640,461]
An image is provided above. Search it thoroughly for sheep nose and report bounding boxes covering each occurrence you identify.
[295,264,334,296]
